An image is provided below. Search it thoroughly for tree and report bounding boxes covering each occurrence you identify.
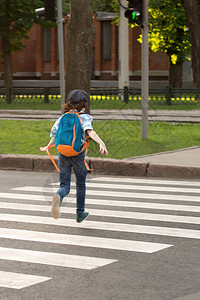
[182,0,200,87]
[63,1,115,17]
[0,0,43,89]
[65,0,95,112]
[148,0,191,88]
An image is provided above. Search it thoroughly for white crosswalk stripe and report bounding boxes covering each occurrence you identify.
[3,190,200,203]
[1,211,200,225]
[0,247,116,270]
[0,214,200,239]
[1,176,200,289]
[0,227,171,253]
[89,176,200,187]
[0,271,51,289]
[13,184,200,195]
[1,196,200,213]
[49,181,200,194]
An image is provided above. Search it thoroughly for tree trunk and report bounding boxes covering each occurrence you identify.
[66,0,96,112]
[183,0,200,87]
[2,37,13,88]
[169,60,183,88]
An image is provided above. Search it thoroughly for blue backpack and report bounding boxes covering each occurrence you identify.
[46,110,90,171]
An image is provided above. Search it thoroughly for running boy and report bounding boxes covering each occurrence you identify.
[40,89,108,222]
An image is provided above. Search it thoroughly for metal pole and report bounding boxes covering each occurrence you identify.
[141,0,149,140]
[57,0,65,113]
[118,0,129,92]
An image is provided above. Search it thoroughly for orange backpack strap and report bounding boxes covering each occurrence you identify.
[82,136,93,172]
[46,145,60,172]
[84,146,93,172]
[46,144,92,172]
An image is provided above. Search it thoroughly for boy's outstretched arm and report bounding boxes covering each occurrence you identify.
[40,137,55,152]
[87,129,108,155]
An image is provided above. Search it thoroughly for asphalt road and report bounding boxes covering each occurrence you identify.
[0,170,200,300]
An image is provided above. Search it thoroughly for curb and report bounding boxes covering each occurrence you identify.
[0,154,200,179]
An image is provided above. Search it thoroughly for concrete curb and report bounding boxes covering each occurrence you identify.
[0,153,200,179]
[147,164,200,179]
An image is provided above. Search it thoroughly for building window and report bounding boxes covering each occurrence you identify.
[44,27,51,62]
[103,21,112,60]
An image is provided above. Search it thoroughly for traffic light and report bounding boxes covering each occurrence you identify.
[124,0,143,26]
[44,0,56,22]
[35,0,56,21]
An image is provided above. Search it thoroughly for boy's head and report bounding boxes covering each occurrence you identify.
[64,89,89,112]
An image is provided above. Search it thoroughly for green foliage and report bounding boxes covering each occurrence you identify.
[112,0,191,64]
[148,0,191,64]
[93,0,115,12]
[110,0,120,23]
[0,0,45,51]
[63,0,70,15]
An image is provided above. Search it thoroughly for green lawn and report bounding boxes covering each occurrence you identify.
[0,103,60,110]
[0,119,200,160]
[1,101,200,111]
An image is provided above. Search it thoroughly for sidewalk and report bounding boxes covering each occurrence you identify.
[124,146,200,180]
[1,109,200,122]
[126,146,200,167]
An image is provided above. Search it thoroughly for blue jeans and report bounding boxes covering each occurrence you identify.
[57,151,87,214]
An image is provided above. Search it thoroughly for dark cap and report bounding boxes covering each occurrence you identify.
[67,89,90,105]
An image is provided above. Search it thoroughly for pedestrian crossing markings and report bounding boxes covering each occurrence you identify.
[0,176,200,289]
[0,271,51,289]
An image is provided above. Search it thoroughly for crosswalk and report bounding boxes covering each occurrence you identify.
[0,175,200,289]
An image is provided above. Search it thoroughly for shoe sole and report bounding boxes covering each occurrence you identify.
[51,194,60,219]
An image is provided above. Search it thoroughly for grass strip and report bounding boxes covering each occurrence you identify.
[1,96,200,111]
[0,120,200,160]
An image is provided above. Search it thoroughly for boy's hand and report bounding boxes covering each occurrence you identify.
[40,137,55,152]
[99,143,108,155]
[40,146,48,152]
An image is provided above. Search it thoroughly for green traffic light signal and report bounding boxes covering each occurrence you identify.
[132,11,140,21]
[125,9,142,25]
[132,11,136,20]
[124,0,143,26]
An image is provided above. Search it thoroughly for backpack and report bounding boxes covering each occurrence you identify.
[46,110,91,172]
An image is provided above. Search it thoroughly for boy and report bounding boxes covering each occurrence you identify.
[40,89,108,222]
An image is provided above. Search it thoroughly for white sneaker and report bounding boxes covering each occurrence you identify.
[51,194,61,219]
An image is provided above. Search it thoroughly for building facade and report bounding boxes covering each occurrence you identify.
[0,12,169,82]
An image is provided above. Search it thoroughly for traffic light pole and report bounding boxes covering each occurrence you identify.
[141,0,149,140]
[57,0,65,112]
[118,0,129,91]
